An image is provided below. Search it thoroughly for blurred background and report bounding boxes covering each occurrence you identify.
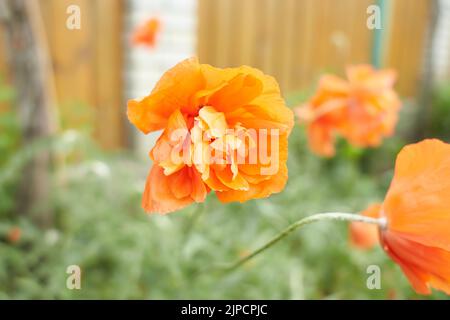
[0,0,449,299]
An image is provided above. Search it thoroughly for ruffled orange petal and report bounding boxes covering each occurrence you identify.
[207,73,264,113]
[216,153,288,203]
[308,122,335,157]
[200,64,294,134]
[127,58,205,134]
[216,163,287,203]
[150,109,192,175]
[142,165,208,214]
[383,139,450,251]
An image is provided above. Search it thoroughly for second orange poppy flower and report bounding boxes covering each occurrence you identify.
[296,65,401,157]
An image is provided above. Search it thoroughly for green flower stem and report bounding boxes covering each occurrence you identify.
[224,212,385,273]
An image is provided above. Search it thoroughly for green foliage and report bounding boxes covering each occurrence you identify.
[427,82,450,140]
[0,75,15,103]
[0,76,19,166]
[0,125,447,300]
[0,112,20,163]
[59,100,94,133]
[0,78,20,215]
[0,83,448,298]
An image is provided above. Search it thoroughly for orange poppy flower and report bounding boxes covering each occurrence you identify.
[7,227,21,244]
[349,203,380,250]
[128,58,294,214]
[351,139,450,295]
[296,65,401,157]
[132,18,160,48]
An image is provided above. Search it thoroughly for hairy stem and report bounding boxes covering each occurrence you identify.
[225,212,385,272]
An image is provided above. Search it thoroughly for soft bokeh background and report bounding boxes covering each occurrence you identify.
[0,0,449,299]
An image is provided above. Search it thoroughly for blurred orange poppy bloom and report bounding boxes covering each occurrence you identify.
[296,65,401,157]
[351,139,450,295]
[132,18,160,48]
[128,58,294,214]
[7,227,21,244]
[349,203,380,249]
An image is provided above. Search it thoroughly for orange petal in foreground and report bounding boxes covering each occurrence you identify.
[352,139,450,295]
[296,65,401,157]
[128,58,294,214]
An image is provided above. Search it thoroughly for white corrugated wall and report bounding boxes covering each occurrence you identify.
[433,0,450,82]
[124,0,197,156]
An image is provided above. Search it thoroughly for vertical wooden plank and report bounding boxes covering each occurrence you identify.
[354,0,375,64]
[269,0,282,86]
[280,0,295,91]
[262,0,276,75]
[227,0,242,67]
[252,0,268,70]
[42,0,96,129]
[296,0,315,91]
[198,0,214,63]
[215,0,231,67]
[384,0,431,96]
[239,0,257,66]
[94,0,125,149]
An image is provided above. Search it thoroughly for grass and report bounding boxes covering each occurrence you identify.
[1,124,447,300]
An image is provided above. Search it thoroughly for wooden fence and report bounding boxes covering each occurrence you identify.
[0,0,433,148]
[198,0,431,96]
[0,0,125,149]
